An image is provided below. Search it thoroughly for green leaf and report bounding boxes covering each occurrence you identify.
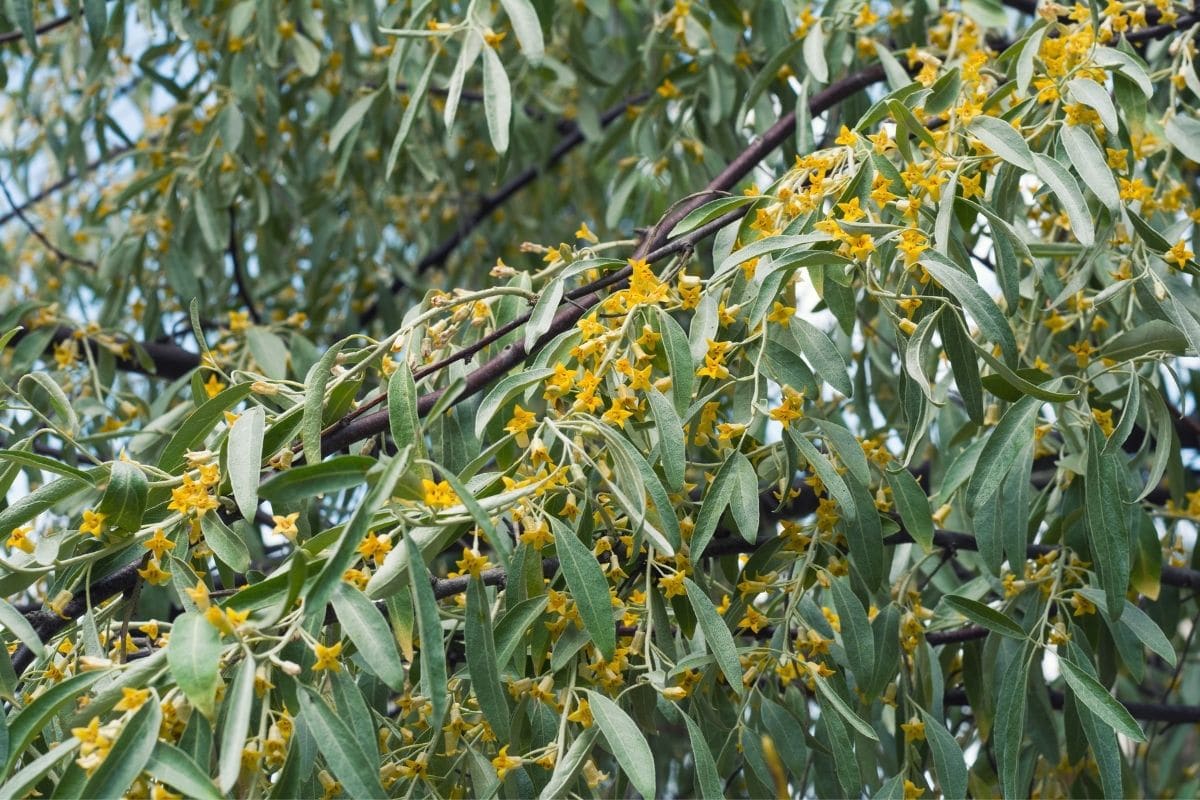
[966,395,1040,514]
[525,278,565,352]
[788,430,855,522]
[829,577,875,685]
[681,712,722,800]
[159,382,254,473]
[332,583,406,690]
[791,318,852,397]
[1116,601,1177,667]
[474,368,555,439]
[495,595,547,666]
[466,577,510,741]
[145,742,223,800]
[813,677,878,741]
[200,514,250,573]
[12,0,36,51]
[299,687,388,799]
[730,452,760,543]
[481,45,512,153]
[1,739,78,800]
[646,388,685,491]
[669,196,756,237]
[1100,320,1189,361]
[81,695,161,799]
[300,342,345,466]
[551,517,615,660]
[96,460,148,534]
[538,727,599,800]
[885,468,932,551]
[1058,659,1145,742]
[803,22,828,83]
[1060,125,1119,211]
[920,252,1017,365]
[246,328,289,380]
[258,455,374,504]
[1066,77,1119,135]
[968,116,1034,171]
[386,54,437,180]
[167,613,222,719]
[582,691,657,799]
[1086,423,1130,620]
[689,456,735,566]
[943,595,1026,639]
[920,710,968,799]
[18,372,78,434]
[0,449,95,484]
[227,405,264,522]
[406,537,449,727]
[0,598,43,658]
[994,648,1030,799]
[1033,152,1095,248]
[683,578,743,695]
[499,0,544,59]
[2,671,103,777]
[217,657,256,793]
[329,91,379,153]
[1164,114,1200,163]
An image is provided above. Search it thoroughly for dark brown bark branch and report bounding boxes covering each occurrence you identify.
[944,687,1200,724]
[0,175,98,270]
[0,11,75,46]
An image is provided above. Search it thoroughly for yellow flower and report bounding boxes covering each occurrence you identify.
[185,579,211,612]
[766,301,795,326]
[115,687,152,712]
[1166,240,1194,269]
[491,745,523,780]
[900,717,925,741]
[143,528,172,559]
[6,523,35,553]
[80,509,106,538]
[203,373,225,398]
[575,221,599,243]
[356,532,393,566]
[456,547,492,578]
[567,698,593,727]
[138,558,171,586]
[1091,408,1115,437]
[273,512,300,541]
[313,641,342,672]
[228,310,251,333]
[835,125,859,147]
[504,405,538,447]
[422,479,459,509]
[769,387,806,428]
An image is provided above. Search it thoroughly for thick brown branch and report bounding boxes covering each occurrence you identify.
[0,11,75,46]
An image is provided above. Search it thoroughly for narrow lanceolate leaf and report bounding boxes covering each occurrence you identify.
[167,613,222,719]
[994,649,1030,799]
[466,578,510,741]
[474,368,555,438]
[0,597,43,658]
[943,595,1026,639]
[405,537,448,727]
[499,0,545,59]
[388,361,423,458]
[332,583,406,690]
[684,578,743,695]
[885,468,933,550]
[299,687,387,799]
[681,712,723,800]
[145,742,223,800]
[200,513,251,573]
[1100,320,1189,362]
[920,253,1018,366]
[1086,423,1130,620]
[300,342,345,466]
[920,710,968,799]
[1033,152,1095,247]
[481,45,512,153]
[1059,659,1145,741]
[329,91,379,153]
[159,383,255,473]
[1067,77,1119,134]
[829,577,875,685]
[1060,125,1120,211]
[217,657,256,793]
[82,697,162,800]
[969,116,1035,171]
[551,518,615,660]
[538,727,599,800]
[525,278,565,352]
[803,22,828,83]
[966,395,1040,514]
[227,405,264,522]
[646,388,685,491]
[97,460,148,533]
[1164,114,1200,163]
[583,691,657,799]
[813,677,878,741]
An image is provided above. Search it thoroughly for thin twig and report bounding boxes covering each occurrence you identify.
[0,175,98,269]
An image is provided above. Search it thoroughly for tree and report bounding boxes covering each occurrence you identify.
[1,0,1200,796]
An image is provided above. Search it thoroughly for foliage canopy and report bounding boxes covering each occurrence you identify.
[2,0,1200,798]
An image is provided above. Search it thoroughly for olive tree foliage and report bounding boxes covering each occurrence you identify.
[3,0,1200,796]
